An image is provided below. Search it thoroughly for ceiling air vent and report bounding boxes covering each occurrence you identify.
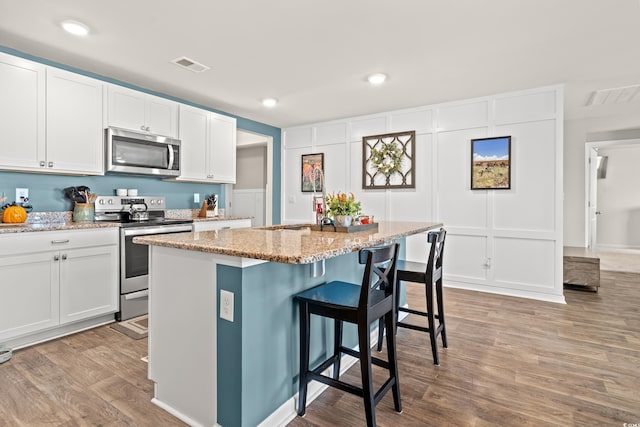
[586,84,640,106]
[171,57,210,73]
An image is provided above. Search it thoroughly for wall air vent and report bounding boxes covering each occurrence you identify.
[586,84,640,106]
[171,57,210,73]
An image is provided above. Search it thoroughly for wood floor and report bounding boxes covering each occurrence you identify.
[1,271,639,426]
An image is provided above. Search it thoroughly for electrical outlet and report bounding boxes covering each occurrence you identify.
[220,289,234,322]
[16,188,29,204]
[194,193,200,203]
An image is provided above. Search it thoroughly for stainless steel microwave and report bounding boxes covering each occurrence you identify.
[105,127,181,177]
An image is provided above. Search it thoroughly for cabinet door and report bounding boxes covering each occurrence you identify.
[107,85,146,132]
[146,94,178,137]
[0,52,46,171]
[46,68,104,174]
[208,113,237,183]
[178,104,211,181]
[59,245,118,325]
[0,252,59,341]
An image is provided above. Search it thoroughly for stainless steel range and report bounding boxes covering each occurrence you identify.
[95,196,193,321]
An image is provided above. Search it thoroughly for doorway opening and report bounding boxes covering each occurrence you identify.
[585,138,640,272]
[228,130,273,226]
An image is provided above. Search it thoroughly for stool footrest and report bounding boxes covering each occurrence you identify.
[308,371,364,397]
[341,346,390,369]
[398,306,442,319]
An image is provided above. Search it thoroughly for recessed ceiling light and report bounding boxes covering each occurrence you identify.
[61,20,90,36]
[367,73,387,85]
[262,98,278,107]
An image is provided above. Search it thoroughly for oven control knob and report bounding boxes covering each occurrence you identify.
[108,199,114,205]
[157,199,163,205]
[149,200,155,205]
[98,199,105,205]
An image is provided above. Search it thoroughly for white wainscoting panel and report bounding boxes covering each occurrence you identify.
[322,143,348,194]
[445,233,488,281]
[283,127,313,149]
[389,108,433,134]
[494,89,557,125]
[437,129,489,228]
[316,122,348,146]
[349,116,387,141]
[437,101,488,131]
[232,189,265,227]
[493,121,556,231]
[492,237,556,290]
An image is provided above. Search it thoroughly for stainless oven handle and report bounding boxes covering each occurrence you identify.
[168,145,175,170]
[123,225,193,237]
[124,289,149,300]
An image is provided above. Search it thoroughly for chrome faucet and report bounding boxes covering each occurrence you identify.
[312,166,328,223]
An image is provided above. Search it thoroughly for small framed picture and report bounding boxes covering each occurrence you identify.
[471,136,511,190]
[301,153,324,192]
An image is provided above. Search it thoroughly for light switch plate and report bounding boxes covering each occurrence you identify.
[194,193,200,203]
[220,289,234,322]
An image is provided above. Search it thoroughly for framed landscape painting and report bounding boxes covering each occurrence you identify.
[301,153,324,192]
[471,136,511,190]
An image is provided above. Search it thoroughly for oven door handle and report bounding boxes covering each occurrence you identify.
[123,225,193,237]
[124,289,149,300]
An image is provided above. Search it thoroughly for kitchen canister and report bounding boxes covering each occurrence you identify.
[73,202,95,222]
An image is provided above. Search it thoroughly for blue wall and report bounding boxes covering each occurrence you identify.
[0,46,281,222]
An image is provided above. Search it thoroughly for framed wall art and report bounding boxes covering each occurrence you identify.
[362,130,415,189]
[471,136,511,190]
[301,153,324,192]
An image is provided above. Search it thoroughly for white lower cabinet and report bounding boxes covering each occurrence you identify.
[0,228,118,345]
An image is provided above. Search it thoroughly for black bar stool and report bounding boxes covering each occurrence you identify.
[377,228,447,365]
[295,243,402,427]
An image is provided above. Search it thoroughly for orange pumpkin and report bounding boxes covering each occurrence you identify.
[2,205,27,223]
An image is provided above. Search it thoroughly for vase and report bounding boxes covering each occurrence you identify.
[335,215,353,227]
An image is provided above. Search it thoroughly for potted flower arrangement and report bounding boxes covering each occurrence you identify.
[325,192,361,227]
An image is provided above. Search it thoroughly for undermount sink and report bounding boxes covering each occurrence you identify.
[257,224,312,231]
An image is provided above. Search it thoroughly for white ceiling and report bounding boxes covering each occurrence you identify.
[1,0,640,129]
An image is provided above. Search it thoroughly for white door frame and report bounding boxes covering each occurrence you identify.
[585,138,640,249]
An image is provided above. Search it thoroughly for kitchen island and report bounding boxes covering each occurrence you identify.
[134,221,442,427]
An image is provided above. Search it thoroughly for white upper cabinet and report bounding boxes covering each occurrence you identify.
[46,67,104,174]
[0,53,103,175]
[107,85,178,137]
[176,104,236,183]
[178,104,210,181]
[209,113,236,183]
[0,52,46,170]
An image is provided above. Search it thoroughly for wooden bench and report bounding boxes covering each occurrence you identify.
[563,246,600,292]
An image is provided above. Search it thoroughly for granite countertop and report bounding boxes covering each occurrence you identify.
[133,221,443,264]
[0,221,121,234]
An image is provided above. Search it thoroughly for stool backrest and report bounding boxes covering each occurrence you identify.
[427,229,446,282]
[358,243,399,309]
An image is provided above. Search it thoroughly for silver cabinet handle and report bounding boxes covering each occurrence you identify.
[61,254,67,260]
[54,255,60,261]
[51,239,70,244]
[48,161,53,167]
[40,161,45,167]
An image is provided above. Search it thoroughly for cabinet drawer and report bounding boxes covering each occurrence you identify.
[0,228,118,256]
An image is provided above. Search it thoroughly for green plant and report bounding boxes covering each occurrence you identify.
[325,192,361,218]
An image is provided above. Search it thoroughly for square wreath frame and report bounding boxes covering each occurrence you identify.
[362,130,416,189]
